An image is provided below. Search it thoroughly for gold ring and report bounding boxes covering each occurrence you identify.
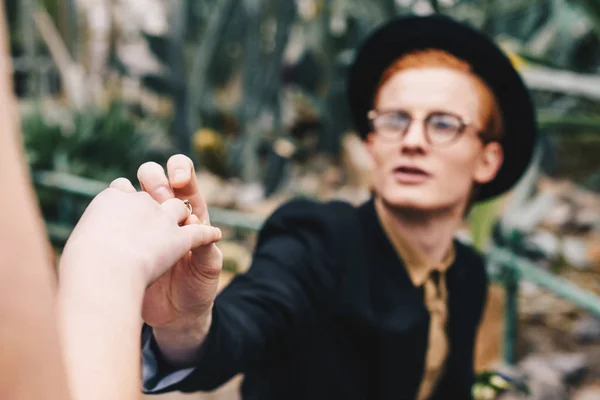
[183,199,192,215]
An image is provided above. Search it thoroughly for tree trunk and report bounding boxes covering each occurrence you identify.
[239,0,264,183]
[187,0,236,134]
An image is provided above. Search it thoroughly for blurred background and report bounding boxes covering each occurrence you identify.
[6,0,600,398]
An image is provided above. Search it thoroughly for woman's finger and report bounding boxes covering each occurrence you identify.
[160,198,191,225]
[109,177,137,193]
[137,162,174,203]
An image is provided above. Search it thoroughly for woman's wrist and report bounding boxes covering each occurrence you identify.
[59,256,148,319]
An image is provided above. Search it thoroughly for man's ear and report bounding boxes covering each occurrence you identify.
[473,142,503,184]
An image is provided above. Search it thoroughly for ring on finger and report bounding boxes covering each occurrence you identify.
[183,199,192,215]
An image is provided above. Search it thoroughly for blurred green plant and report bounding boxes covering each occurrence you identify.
[22,100,174,220]
[23,101,173,181]
[473,370,530,400]
[468,196,504,253]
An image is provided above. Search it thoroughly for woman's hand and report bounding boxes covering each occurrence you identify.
[60,178,222,289]
[57,178,222,400]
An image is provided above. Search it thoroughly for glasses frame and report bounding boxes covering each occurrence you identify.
[367,109,483,147]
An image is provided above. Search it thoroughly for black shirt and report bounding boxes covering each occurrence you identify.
[142,198,488,399]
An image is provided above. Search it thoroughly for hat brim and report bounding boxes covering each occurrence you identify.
[347,14,538,201]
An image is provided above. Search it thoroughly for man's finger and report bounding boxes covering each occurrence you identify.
[180,224,222,248]
[160,198,190,225]
[166,154,210,225]
[109,177,136,193]
[137,162,174,203]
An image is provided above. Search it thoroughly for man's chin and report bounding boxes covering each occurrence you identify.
[380,190,454,214]
[381,192,431,211]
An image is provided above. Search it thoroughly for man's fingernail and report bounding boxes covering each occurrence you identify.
[174,169,188,181]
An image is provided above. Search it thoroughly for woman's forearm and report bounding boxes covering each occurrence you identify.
[56,176,223,399]
[58,262,146,400]
[0,5,71,399]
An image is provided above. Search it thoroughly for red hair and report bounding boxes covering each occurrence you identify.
[375,49,504,141]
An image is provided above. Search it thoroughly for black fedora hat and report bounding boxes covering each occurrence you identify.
[347,14,538,201]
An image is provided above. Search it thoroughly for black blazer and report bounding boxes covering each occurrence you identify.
[144,198,488,400]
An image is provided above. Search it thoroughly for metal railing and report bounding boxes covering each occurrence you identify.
[489,245,600,364]
[33,170,600,366]
[33,170,264,242]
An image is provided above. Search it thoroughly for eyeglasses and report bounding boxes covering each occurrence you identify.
[367,109,483,146]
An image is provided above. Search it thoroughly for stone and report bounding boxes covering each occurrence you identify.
[574,209,600,231]
[540,202,573,229]
[545,352,589,383]
[573,316,600,344]
[506,192,558,232]
[195,171,237,208]
[490,359,568,400]
[235,182,265,211]
[572,384,600,400]
[525,230,561,260]
[562,236,591,269]
[520,281,541,297]
[520,353,588,384]
[518,356,569,400]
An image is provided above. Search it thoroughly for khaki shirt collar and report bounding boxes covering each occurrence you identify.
[375,200,455,287]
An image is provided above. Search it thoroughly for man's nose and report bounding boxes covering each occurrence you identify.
[401,120,428,150]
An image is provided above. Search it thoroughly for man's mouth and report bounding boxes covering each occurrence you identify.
[392,165,432,184]
[394,166,430,176]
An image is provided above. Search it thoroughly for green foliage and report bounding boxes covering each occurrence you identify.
[142,32,171,66]
[468,196,504,253]
[22,111,65,170]
[22,101,175,223]
[141,74,185,98]
[22,101,174,183]
[473,370,530,400]
[572,0,600,41]
[4,0,19,42]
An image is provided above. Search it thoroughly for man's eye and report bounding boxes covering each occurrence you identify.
[430,115,460,131]
[385,114,411,128]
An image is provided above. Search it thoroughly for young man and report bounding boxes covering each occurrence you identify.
[139,14,537,399]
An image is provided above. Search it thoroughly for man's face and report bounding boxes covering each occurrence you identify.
[365,67,504,213]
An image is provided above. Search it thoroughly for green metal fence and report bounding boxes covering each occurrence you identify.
[33,170,600,366]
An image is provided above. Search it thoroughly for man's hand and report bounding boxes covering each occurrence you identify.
[137,155,224,345]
